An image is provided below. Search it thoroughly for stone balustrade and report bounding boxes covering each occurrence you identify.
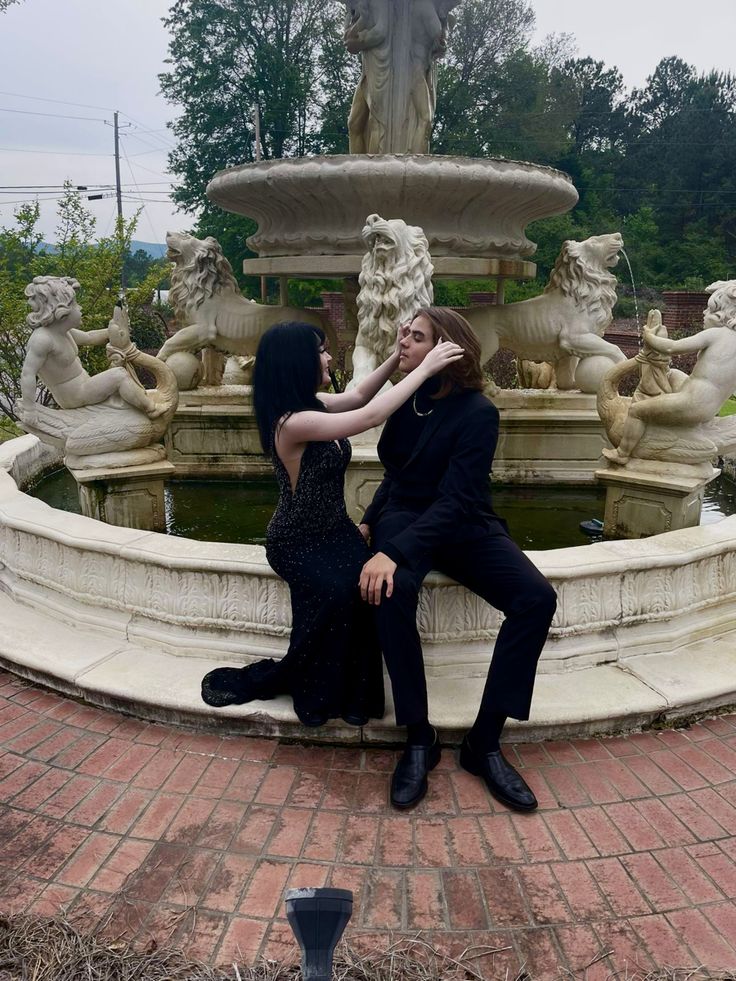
[3,435,736,690]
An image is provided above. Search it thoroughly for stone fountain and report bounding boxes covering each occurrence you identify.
[1,0,736,741]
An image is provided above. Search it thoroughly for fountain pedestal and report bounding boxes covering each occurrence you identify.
[493,390,610,484]
[165,386,267,480]
[596,460,720,538]
[70,460,175,532]
[344,446,386,524]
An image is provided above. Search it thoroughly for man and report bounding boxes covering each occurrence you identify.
[359,308,557,811]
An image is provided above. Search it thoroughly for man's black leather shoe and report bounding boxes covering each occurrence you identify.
[459,735,537,812]
[391,734,441,809]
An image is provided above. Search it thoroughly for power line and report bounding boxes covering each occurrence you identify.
[0,145,113,156]
[0,182,173,189]
[120,140,166,245]
[0,106,109,123]
[0,90,114,112]
[119,111,176,145]
[121,131,175,156]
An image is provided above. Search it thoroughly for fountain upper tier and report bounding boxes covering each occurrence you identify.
[206,154,578,277]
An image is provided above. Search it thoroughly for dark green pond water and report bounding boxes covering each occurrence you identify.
[29,469,736,550]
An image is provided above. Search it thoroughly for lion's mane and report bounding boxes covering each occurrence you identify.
[545,238,619,331]
[356,215,434,365]
[169,234,240,324]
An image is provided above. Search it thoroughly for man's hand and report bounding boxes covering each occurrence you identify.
[360,552,397,606]
[358,523,370,544]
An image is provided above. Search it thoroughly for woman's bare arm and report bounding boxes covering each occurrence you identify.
[318,350,401,412]
[279,340,463,448]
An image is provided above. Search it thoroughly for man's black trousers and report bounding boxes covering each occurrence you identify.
[372,509,557,725]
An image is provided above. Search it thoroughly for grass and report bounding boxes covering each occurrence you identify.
[0,913,732,981]
[718,397,736,417]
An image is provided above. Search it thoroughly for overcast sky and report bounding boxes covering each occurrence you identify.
[1,0,735,244]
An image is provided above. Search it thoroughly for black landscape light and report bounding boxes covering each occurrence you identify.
[284,887,353,981]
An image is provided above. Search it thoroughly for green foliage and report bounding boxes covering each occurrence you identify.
[0,185,168,421]
[157,0,736,307]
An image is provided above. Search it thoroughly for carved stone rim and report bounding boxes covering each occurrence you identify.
[208,153,577,185]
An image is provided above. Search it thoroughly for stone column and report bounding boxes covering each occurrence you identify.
[70,460,175,533]
[595,461,720,539]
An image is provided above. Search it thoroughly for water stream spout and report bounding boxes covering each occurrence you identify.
[620,248,640,342]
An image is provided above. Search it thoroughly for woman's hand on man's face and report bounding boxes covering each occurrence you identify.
[395,321,411,355]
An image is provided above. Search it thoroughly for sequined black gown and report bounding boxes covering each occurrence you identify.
[201,438,384,727]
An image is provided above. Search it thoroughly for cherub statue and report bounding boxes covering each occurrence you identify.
[599,281,736,467]
[19,277,165,426]
[17,276,178,470]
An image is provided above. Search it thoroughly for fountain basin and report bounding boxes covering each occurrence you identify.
[2,434,736,742]
[206,154,579,260]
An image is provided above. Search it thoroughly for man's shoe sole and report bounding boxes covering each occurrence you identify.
[459,742,537,812]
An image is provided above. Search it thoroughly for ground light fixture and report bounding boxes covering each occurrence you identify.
[284,887,353,980]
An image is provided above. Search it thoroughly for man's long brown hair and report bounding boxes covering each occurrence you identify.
[414,307,486,398]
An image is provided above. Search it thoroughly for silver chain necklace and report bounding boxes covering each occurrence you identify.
[412,393,433,417]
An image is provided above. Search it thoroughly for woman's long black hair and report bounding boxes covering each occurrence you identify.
[253,321,327,453]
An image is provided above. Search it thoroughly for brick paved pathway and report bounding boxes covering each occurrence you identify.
[1,669,736,977]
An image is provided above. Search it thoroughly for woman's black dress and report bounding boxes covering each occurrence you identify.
[201,438,384,726]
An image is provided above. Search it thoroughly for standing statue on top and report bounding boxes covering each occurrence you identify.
[344,0,460,155]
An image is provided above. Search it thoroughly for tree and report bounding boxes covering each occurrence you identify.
[615,59,736,284]
[432,0,537,155]
[0,185,168,426]
[160,0,345,213]
[550,58,628,157]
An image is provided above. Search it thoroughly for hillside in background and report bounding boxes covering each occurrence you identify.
[40,240,167,258]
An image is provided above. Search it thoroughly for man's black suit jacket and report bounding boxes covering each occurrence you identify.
[363,388,506,569]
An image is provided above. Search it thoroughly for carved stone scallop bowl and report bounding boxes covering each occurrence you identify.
[206,154,579,259]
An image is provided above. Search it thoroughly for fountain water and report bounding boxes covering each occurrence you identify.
[620,248,641,338]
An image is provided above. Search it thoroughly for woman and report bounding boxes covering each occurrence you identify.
[201,320,463,727]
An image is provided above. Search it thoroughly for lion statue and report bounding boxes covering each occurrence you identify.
[464,233,627,394]
[157,231,328,386]
[349,214,434,387]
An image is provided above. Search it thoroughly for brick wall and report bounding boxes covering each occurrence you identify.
[318,292,348,332]
[468,291,497,306]
[662,291,709,332]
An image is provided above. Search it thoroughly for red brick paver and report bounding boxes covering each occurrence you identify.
[0,671,735,974]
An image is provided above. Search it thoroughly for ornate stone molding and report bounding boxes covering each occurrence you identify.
[4,435,736,686]
[206,155,578,259]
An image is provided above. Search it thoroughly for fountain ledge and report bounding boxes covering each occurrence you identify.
[2,434,736,743]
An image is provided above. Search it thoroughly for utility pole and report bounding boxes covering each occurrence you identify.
[254,105,268,304]
[113,111,126,295]
[253,105,262,163]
